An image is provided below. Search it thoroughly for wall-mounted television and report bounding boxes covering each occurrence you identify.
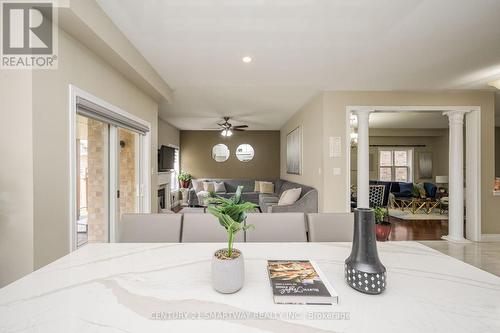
[158,145,175,172]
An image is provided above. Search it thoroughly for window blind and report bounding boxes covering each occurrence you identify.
[76,96,149,135]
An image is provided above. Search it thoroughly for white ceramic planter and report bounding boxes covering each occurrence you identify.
[211,249,244,294]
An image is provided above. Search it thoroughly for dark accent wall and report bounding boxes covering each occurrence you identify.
[180,130,280,179]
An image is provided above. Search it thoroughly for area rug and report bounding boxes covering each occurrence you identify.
[388,208,448,221]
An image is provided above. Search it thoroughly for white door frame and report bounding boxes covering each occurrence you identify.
[68,85,151,251]
[345,105,481,242]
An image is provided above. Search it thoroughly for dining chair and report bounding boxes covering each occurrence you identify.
[245,213,307,242]
[118,213,182,243]
[307,213,354,242]
[181,213,244,242]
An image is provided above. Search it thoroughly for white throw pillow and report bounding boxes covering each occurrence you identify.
[214,181,226,193]
[278,188,302,206]
[191,179,204,193]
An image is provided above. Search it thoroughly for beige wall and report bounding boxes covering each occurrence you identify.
[31,28,159,269]
[181,131,280,179]
[496,127,500,177]
[0,71,34,287]
[159,118,180,147]
[283,91,499,234]
[350,129,449,186]
[280,94,324,210]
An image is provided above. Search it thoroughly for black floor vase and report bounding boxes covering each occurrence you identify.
[345,208,387,294]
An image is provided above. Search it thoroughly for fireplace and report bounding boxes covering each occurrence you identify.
[158,187,166,210]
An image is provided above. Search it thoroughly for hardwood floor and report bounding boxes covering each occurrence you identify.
[387,216,448,241]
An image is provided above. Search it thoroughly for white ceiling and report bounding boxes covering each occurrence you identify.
[96,0,500,130]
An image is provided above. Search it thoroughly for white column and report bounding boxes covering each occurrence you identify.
[443,111,467,242]
[355,111,371,208]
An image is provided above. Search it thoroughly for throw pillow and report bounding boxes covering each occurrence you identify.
[278,188,302,206]
[254,180,261,192]
[214,181,226,193]
[191,179,204,193]
[260,181,274,194]
[415,182,426,198]
[398,182,413,195]
[203,181,215,192]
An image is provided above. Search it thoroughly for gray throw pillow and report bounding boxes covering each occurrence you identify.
[214,181,226,193]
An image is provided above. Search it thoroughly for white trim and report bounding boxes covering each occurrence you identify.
[344,110,353,212]
[345,105,482,241]
[347,106,478,113]
[143,133,151,213]
[68,85,152,250]
[109,126,118,243]
[68,86,77,252]
[481,234,500,242]
[465,110,482,242]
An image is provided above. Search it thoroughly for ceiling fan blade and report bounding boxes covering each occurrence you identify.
[232,125,248,129]
[233,128,246,131]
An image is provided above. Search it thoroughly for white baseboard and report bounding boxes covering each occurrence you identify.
[481,234,500,242]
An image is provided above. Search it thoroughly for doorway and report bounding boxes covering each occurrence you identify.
[69,86,151,250]
[345,106,481,242]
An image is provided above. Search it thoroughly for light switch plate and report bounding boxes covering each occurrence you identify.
[329,137,342,158]
[333,167,341,176]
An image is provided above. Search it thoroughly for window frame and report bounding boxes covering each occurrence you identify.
[170,146,180,191]
[378,147,413,182]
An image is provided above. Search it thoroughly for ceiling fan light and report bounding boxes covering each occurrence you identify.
[221,129,233,137]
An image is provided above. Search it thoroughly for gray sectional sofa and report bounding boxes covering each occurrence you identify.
[187,178,318,213]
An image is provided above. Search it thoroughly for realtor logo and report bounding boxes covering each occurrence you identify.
[1,1,58,68]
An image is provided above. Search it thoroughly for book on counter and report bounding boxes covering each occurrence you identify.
[267,260,338,305]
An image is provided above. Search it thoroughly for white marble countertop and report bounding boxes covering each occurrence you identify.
[1,242,499,333]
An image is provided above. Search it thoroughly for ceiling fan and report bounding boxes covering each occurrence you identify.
[216,117,248,136]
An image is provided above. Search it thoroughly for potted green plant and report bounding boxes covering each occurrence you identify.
[374,206,391,242]
[207,186,257,293]
[178,171,192,188]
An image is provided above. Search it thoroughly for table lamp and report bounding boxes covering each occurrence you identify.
[435,175,449,193]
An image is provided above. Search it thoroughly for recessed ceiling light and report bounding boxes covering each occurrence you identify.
[489,79,500,89]
[242,56,252,63]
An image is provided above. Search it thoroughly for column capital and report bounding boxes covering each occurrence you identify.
[352,110,372,122]
[443,111,466,125]
[352,109,374,116]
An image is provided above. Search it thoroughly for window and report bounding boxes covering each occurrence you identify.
[170,147,180,191]
[378,148,413,182]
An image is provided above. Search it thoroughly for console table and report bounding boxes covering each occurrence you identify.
[1,242,499,332]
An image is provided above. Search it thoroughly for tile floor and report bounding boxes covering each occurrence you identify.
[420,240,500,277]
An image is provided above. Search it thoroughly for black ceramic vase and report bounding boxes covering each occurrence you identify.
[345,208,387,294]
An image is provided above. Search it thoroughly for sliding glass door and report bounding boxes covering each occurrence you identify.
[76,115,110,248]
[73,94,149,249]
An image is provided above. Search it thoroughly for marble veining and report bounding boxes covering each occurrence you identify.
[0,242,499,333]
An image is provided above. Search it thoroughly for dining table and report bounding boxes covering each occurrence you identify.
[1,241,499,332]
